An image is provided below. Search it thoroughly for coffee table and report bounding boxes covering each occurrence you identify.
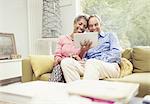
[0,81,69,104]
[0,81,141,104]
[130,97,143,104]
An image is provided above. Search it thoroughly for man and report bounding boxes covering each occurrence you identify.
[61,15,122,82]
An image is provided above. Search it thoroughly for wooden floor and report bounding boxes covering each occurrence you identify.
[0,101,15,104]
[0,77,21,86]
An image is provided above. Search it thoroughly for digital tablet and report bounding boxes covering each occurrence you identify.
[74,32,99,48]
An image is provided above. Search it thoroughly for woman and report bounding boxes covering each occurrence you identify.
[49,15,91,82]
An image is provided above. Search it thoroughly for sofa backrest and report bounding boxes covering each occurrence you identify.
[122,46,150,73]
[132,46,150,73]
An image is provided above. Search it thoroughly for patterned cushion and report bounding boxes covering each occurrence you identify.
[49,64,65,82]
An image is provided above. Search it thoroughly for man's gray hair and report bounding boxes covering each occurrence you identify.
[88,14,103,25]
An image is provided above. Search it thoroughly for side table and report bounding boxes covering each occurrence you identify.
[0,59,22,86]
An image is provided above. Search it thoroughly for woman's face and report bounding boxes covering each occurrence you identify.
[73,18,87,33]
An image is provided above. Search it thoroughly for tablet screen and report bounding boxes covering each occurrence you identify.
[74,32,99,48]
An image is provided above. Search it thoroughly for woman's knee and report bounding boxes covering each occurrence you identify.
[61,58,74,69]
[61,58,73,65]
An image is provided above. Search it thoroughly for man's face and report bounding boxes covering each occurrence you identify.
[88,17,101,33]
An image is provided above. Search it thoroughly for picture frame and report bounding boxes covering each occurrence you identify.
[0,33,17,59]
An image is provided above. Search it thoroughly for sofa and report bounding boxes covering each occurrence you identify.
[22,46,150,97]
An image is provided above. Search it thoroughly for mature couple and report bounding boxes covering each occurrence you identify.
[49,15,122,83]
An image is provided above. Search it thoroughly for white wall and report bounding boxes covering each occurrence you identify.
[0,0,81,56]
[60,0,81,35]
[27,0,43,54]
[0,0,29,58]
[27,0,81,54]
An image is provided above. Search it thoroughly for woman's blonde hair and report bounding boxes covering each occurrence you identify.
[73,15,88,26]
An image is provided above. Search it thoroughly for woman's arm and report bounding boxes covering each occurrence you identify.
[53,36,64,66]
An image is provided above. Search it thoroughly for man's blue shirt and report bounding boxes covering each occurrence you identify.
[84,31,122,63]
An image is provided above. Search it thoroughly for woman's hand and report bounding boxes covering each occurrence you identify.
[53,59,61,66]
[79,40,92,58]
[71,54,82,61]
[80,40,92,52]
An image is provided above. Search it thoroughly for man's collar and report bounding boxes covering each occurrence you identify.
[99,31,106,37]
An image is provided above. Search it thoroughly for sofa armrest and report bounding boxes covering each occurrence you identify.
[21,58,33,82]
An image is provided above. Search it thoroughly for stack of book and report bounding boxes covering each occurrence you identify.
[67,80,139,104]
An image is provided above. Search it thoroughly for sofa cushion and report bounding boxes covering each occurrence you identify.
[30,55,54,78]
[121,48,132,61]
[32,73,51,81]
[132,46,150,72]
[39,73,51,81]
[107,73,150,97]
[119,58,133,77]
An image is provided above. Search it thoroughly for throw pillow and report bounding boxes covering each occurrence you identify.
[30,55,54,78]
[119,58,133,77]
[132,46,150,72]
[121,48,132,61]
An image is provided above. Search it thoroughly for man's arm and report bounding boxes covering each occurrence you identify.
[97,33,122,63]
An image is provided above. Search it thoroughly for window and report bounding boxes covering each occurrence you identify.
[81,0,150,48]
[42,0,62,38]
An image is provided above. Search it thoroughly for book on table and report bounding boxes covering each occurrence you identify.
[67,80,139,103]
